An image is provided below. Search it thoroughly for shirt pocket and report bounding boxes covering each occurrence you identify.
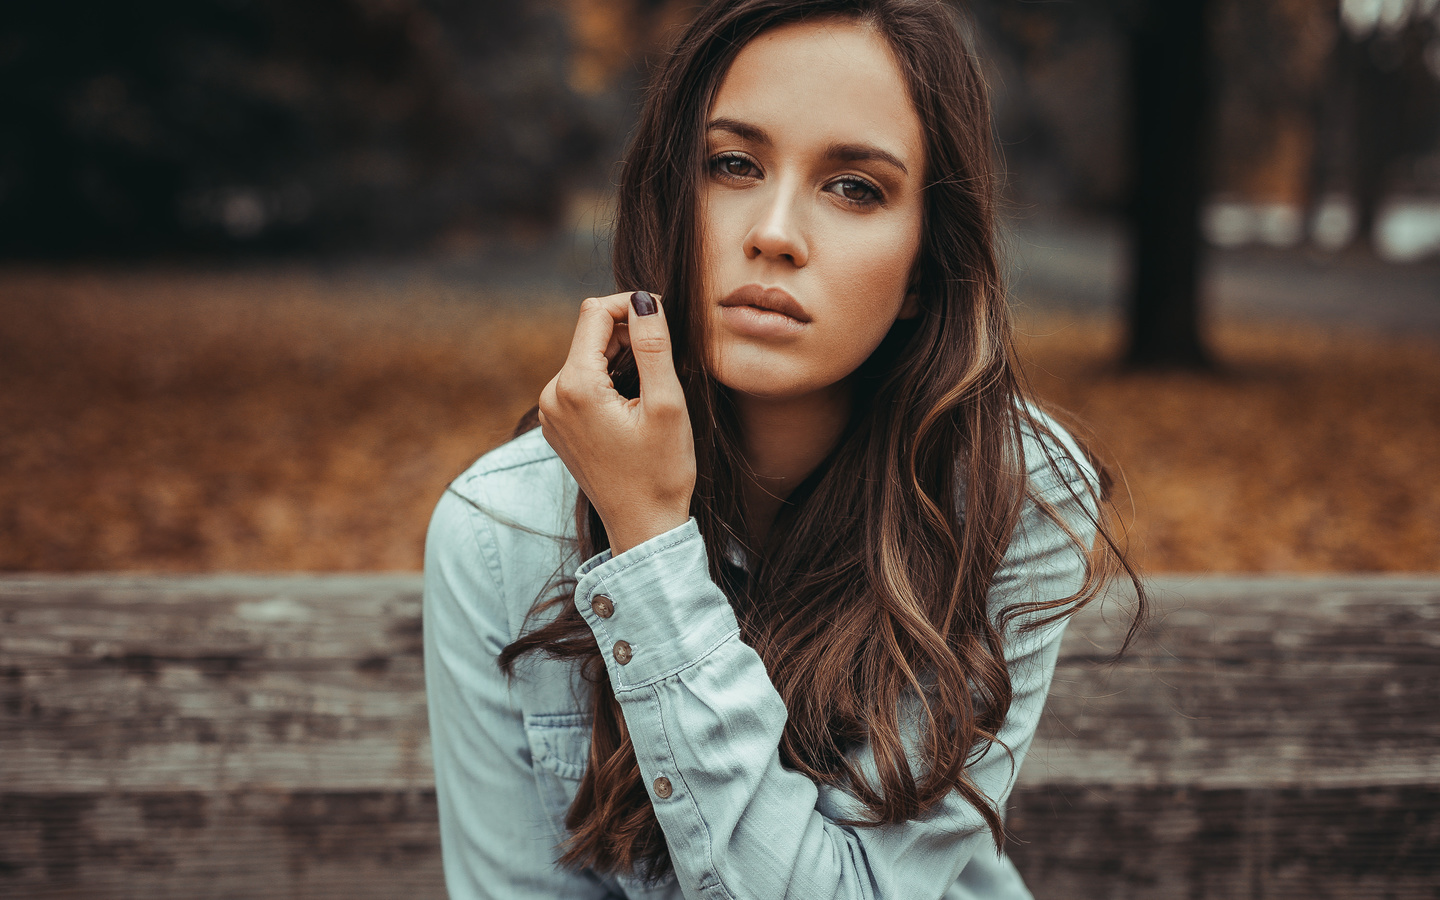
[523,711,592,842]
[521,712,681,898]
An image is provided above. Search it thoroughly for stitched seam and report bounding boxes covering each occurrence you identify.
[526,712,592,727]
[461,431,556,479]
[447,484,509,602]
[650,682,736,900]
[612,627,743,694]
[463,452,554,479]
[589,525,696,582]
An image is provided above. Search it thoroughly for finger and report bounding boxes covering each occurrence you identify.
[563,294,632,375]
[604,322,629,363]
[626,291,686,411]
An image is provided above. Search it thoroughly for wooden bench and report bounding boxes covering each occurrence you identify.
[2,574,1436,898]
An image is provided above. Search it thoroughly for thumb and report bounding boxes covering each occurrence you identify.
[626,290,686,410]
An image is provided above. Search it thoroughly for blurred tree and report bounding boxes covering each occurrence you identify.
[1337,11,1440,251]
[975,0,1217,368]
[0,0,606,257]
[1121,0,1214,369]
[1213,0,1337,232]
[973,3,1128,211]
[976,0,1436,364]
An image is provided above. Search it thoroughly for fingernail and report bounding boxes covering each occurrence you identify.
[631,290,657,316]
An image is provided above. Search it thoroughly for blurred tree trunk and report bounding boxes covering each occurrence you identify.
[1345,30,1394,252]
[1123,0,1214,369]
[1343,21,1440,254]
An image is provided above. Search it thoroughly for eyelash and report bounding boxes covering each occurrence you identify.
[828,176,883,206]
[710,152,758,181]
[707,152,885,207]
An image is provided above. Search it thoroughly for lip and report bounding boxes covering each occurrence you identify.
[718,285,812,323]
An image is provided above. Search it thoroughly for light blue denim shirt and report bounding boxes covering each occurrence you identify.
[423,413,1097,900]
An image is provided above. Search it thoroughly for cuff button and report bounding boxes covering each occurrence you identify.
[653,776,673,799]
[591,595,614,618]
[612,640,633,665]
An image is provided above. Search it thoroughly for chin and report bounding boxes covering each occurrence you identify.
[713,362,838,404]
[715,371,785,398]
[726,382,803,401]
[713,364,794,399]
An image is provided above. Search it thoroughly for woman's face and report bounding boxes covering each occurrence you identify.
[699,17,925,403]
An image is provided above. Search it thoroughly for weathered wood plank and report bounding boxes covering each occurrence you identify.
[1024,576,1440,789]
[6,575,1437,791]
[2,575,429,792]
[2,574,1438,899]
[3,787,1430,899]
[1007,784,1440,900]
[0,790,444,900]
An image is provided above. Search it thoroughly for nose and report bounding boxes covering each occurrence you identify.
[743,181,809,267]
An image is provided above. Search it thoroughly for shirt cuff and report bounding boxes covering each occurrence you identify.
[573,518,741,692]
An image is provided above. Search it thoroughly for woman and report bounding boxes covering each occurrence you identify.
[423,0,1141,897]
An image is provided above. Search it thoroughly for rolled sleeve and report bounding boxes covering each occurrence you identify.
[574,519,742,692]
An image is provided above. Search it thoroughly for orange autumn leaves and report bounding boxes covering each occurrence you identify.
[1,268,1435,572]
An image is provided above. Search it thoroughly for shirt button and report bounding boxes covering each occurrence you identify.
[612,640,632,665]
[591,595,614,618]
[653,776,673,799]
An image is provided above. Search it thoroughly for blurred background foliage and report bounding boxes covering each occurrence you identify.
[3,0,1437,258]
[1,0,1437,573]
[1,0,610,255]
[982,0,1439,216]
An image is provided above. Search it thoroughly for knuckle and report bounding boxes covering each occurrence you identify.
[552,371,585,405]
[651,396,685,420]
[630,334,671,355]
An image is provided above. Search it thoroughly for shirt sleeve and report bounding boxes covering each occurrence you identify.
[572,463,1096,900]
[423,487,619,900]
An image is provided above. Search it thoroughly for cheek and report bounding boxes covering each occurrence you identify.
[832,220,922,319]
[699,195,733,296]
[702,191,748,253]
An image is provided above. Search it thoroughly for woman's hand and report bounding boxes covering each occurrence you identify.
[538,291,696,555]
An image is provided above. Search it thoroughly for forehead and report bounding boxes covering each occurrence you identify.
[709,19,924,172]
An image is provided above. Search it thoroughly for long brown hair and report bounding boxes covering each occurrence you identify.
[500,0,1143,882]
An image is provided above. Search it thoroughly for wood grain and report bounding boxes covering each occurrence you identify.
[3,574,1437,897]
[0,790,443,899]
[2,575,428,793]
[1007,784,1440,900]
[1026,576,1440,790]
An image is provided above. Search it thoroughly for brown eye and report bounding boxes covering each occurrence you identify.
[711,153,758,180]
[830,177,881,205]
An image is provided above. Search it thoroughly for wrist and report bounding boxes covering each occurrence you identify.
[607,509,692,556]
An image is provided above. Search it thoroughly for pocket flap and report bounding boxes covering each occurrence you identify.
[523,712,592,781]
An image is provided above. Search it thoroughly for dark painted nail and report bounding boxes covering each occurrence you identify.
[631,290,658,316]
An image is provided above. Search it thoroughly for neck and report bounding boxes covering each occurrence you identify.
[733,381,852,546]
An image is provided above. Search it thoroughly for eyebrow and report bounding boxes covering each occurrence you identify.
[707,117,910,176]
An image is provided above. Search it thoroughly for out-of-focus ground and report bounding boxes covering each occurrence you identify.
[1015,318,1438,571]
[2,216,1437,573]
[0,269,571,571]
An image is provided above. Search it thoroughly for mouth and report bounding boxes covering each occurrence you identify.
[718,285,812,323]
